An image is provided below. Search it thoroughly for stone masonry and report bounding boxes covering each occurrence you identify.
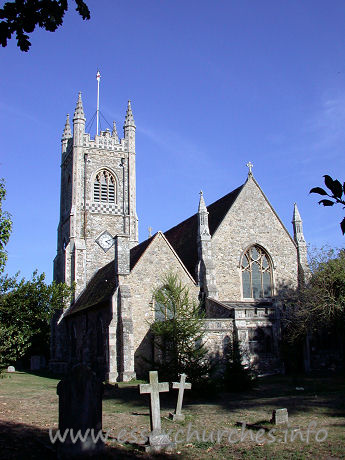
[51,90,308,380]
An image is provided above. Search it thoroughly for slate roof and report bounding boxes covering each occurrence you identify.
[164,184,243,281]
[130,235,154,269]
[66,237,155,315]
[65,183,244,315]
[207,185,244,235]
[66,260,115,315]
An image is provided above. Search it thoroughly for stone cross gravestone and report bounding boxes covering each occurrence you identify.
[271,408,288,425]
[57,364,104,457]
[169,373,191,421]
[139,371,175,453]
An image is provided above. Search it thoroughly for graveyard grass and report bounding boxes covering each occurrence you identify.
[0,371,345,459]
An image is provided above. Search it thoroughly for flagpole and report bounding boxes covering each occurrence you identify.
[96,70,101,136]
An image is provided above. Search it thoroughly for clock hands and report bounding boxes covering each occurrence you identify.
[96,232,114,251]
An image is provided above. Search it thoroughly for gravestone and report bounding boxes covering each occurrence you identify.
[139,371,175,453]
[7,366,15,373]
[57,364,104,457]
[271,408,288,425]
[169,373,191,421]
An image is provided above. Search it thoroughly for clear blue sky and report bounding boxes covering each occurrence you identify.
[1,0,344,282]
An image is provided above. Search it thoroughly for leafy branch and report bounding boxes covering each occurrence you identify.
[310,175,345,234]
[0,178,12,273]
[0,0,90,52]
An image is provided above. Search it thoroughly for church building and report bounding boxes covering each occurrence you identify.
[50,92,308,381]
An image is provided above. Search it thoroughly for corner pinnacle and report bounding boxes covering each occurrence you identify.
[73,91,85,120]
[62,113,72,139]
[124,100,136,128]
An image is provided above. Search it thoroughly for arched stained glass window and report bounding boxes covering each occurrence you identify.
[93,170,116,203]
[241,246,272,299]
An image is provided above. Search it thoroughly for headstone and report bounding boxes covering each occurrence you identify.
[57,364,104,457]
[271,408,288,425]
[139,371,175,453]
[169,373,191,421]
[7,366,15,373]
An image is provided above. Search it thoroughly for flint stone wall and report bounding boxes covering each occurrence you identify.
[211,177,298,301]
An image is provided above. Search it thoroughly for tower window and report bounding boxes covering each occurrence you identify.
[94,170,116,203]
[241,245,272,299]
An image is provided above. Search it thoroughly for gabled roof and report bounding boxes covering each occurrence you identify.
[164,184,244,281]
[250,175,296,246]
[130,231,197,284]
[65,237,155,316]
[65,260,115,316]
[64,183,245,315]
[130,235,154,270]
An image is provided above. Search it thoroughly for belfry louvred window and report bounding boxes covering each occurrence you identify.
[241,245,272,299]
[94,170,116,203]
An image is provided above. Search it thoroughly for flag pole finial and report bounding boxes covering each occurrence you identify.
[96,70,101,136]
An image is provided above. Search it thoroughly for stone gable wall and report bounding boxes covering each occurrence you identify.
[211,177,298,300]
[125,233,199,376]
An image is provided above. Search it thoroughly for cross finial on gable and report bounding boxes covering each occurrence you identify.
[148,226,152,238]
[246,161,254,175]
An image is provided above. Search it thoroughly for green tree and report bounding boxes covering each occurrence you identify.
[150,273,209,385]
[0,270,72,370]
[280,247,345,346]
[310,175,345,234]
[0,178,12,274]
[0,179,72,370]
[0,0,90,52]
[223,337,256,392]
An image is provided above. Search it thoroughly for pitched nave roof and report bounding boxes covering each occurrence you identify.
[65,183,244,314]
[164,184,244,281]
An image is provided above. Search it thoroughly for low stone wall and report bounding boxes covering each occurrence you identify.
[203,318,234,363]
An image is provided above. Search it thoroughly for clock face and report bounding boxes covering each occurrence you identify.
[96,231,114,252]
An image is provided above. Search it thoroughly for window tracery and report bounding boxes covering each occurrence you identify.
[241,245,272,298]
[93,170,116,203]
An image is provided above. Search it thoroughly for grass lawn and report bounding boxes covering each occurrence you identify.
[0,371,344,459]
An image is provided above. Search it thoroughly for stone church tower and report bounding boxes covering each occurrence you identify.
[53,93,138,297]
[50,93,138,372]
